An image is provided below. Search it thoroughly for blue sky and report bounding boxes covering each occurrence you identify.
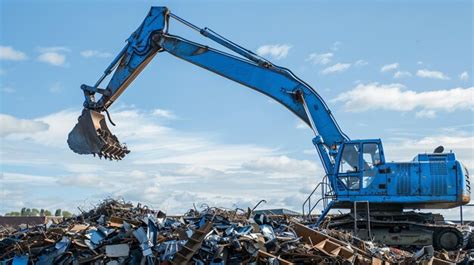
[0,1,473,218]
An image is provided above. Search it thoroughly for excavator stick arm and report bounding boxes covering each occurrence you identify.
[68,7,168,160]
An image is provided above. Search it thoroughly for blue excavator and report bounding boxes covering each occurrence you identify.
[68,7,472,250]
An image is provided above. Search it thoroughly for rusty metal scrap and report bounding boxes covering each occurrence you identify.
[0,199,472,264]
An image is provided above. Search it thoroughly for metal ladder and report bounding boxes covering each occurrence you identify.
[302,175,335,220]
[172,221,213,264]
[353,201,372,240]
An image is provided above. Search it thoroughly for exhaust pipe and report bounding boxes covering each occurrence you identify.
[67,109,130,160]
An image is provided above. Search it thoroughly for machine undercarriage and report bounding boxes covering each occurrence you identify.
[320,210,473,251]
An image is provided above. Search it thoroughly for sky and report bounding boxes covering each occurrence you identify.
[0,0,473,219]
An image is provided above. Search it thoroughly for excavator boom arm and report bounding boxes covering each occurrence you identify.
[158,33,347,146]
[68,7,347,167]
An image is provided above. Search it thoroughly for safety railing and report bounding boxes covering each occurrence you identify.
[302,175,335,220]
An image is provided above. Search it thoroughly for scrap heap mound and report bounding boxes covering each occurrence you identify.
[0,199,472,264]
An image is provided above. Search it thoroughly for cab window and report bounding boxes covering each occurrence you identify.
[362,143,380,188]
[362,143,380,168]
[338,143,360,190]
[339,143,360,173]
[339,176,360,190]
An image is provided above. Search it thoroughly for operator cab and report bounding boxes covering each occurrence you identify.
[334,139,386,191]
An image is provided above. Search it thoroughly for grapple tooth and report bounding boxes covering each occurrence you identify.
[67,109,130,160]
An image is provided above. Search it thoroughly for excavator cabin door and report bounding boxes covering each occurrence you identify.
[335,140,386,195]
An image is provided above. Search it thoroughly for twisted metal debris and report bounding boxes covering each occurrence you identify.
[0,199,472,264]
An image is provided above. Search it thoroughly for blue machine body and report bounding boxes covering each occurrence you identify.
[331,139,470,209]
[71,7,471,225]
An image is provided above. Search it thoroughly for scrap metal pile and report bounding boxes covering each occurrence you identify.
[0,199,472,264]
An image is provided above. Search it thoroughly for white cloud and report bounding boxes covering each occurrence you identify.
[330,41,342,51]
[140,145,276,171]
[384,132,474,167]
[1,172,57,185]
[37,46,69,66]
[459,71,469,81]
[1,107,473,218]
[166,165,224,178]
[416,69,450,80]
[380,63,399,72]
[57,174,106,187]
[11,108,473,218]
[354,60,368,67]
[28,109,95,148]
[303,149,315,155]
[2,109,79,148]
[415,109,436,119]
[37,46,70,53]
[332,83,474,115]
[0,107,326,215]
[0,46,27,61]
[80,50,113,58]
[38,52,67,66]
[306,52,333,65]
[241,155,318,176]
[416,135,474,156]
[256,44,291,60]
[321,63,351,75]
[0,114,49,137]
[393,71,412,78]
[152,108,176,119]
